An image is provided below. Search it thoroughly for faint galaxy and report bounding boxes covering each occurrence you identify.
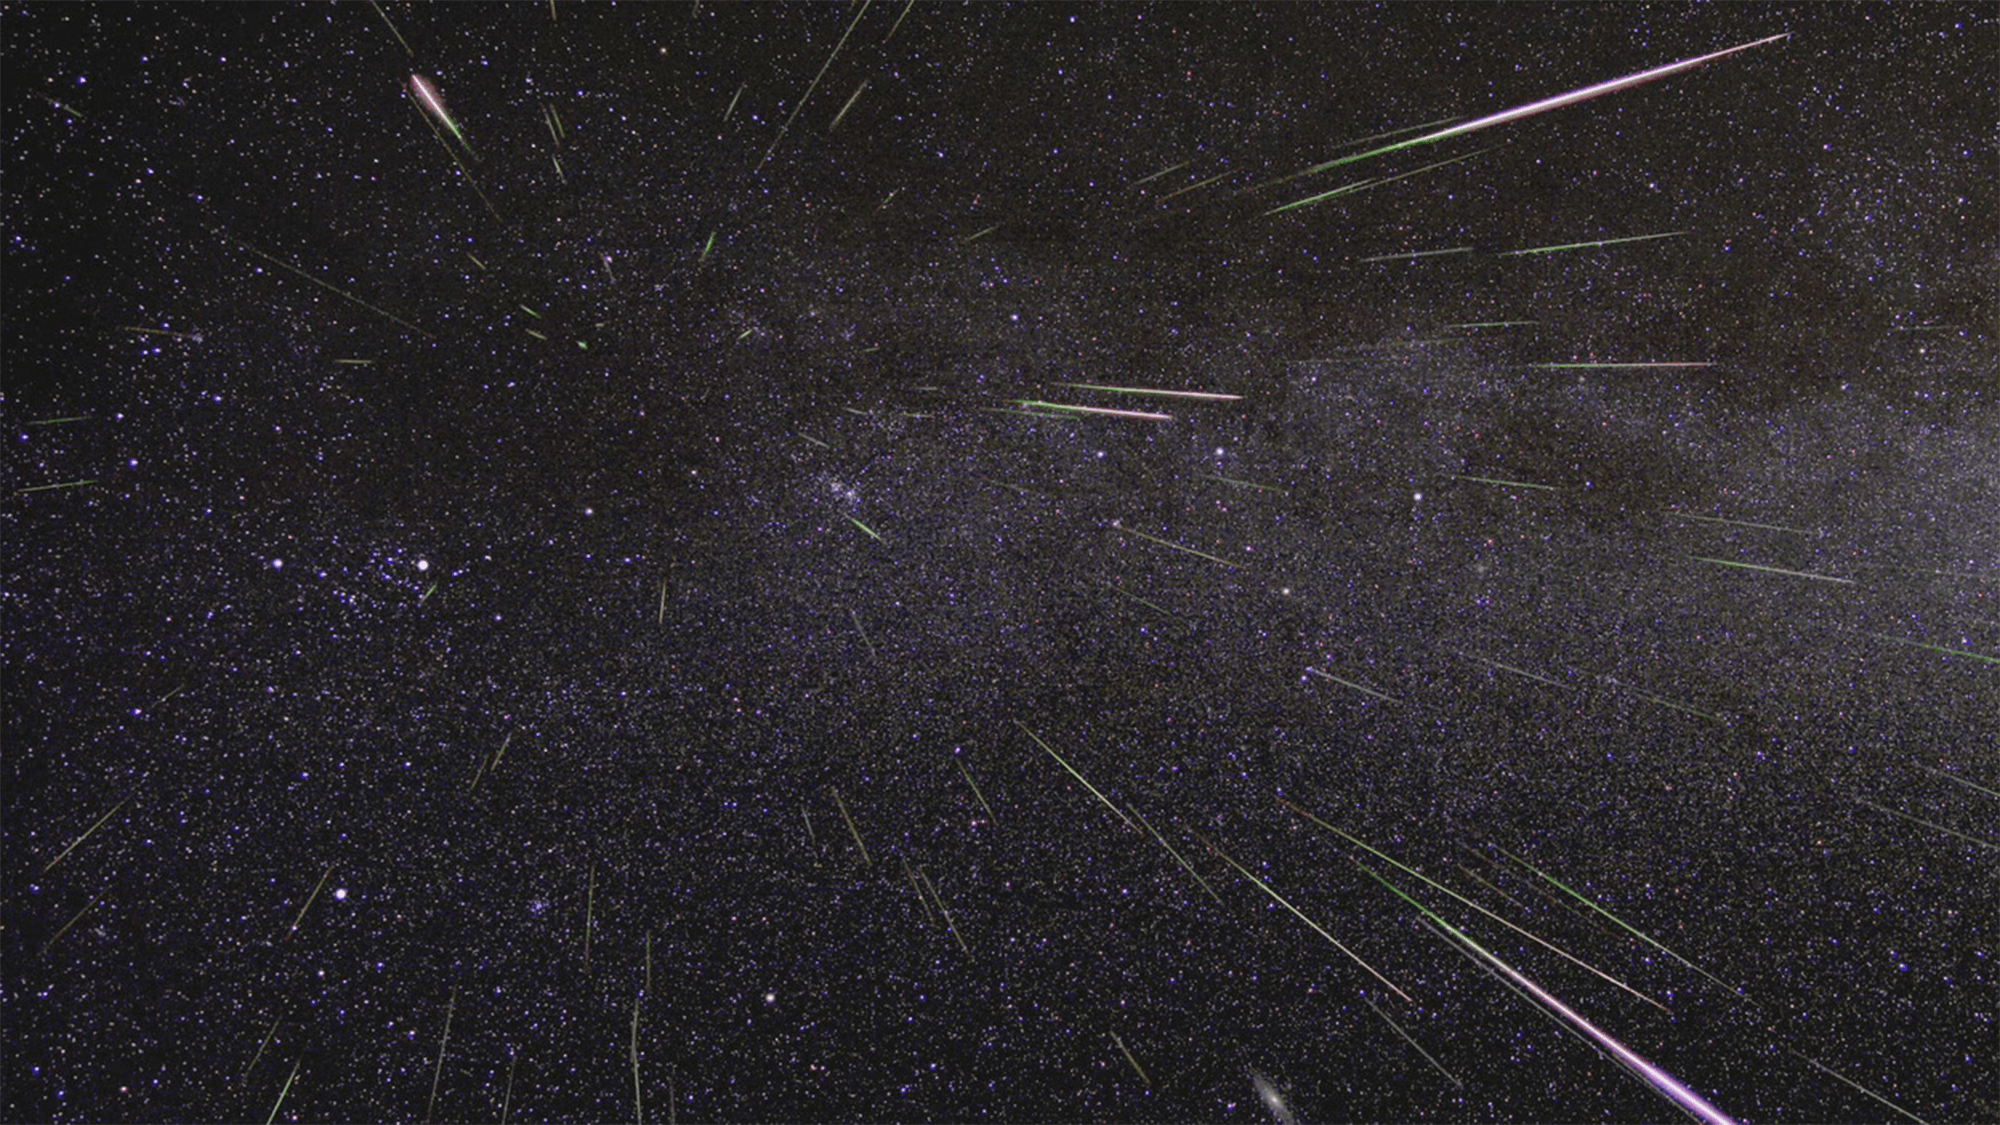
[4,4,1995,1123]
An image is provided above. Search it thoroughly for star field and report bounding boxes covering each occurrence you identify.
[4,4,1995,1123]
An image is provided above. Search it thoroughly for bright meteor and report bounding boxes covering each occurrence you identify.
[409,73,473,157]
[1307,33,1789,173]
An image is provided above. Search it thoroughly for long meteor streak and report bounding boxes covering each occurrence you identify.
[1354,862,1738,1125]
[1199,836,1413,1003]
[1312,33,1788,172]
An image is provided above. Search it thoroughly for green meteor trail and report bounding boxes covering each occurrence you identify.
[1111,523,1242,569]
[1012,720,1134,830]
[1010,399,1173,421]
[1200,835,1413,1003]
[1691,555,1854,584]
[1490,844,1743,997]
[1267,150,1488,215]
[1055,382,1242,401]
[843,514,884,543]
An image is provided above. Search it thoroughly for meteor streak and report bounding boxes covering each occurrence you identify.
[1311,33,1789,172]
[1199,835,1413,1003]
[1354,862,1739,1125]
[409,74,473,157]
[1012,720,1135,830]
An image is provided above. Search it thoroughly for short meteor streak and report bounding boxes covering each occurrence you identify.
[121,324,202,341]
[1787,1048,1930,1125]
[16,479,97,495]
[1531,361,1715,370]
[1010,400,1173,421]
[1359,246,1473,264]
[848,607,877,660]
[843,514,884,544]
[1200,836,1413,1003]
[1129,160,1191,188]
[953,757,996,822]
[828,79,869,131]
[885,0,916,41]
[283,863,335,940]
[1111,523,1242,570]
[1267,150,1487,215]
[1201,473,1286,495]
[1128,804,1221,903]
[830,788,872,866]
[1013,720,1134,830]
[1305,667,1398,705]
[1692,555,1854,585]
[1309,33,1789,172]
[901,856,935,923]
[42,796,131,875]
[1364,996,1462,1087]
[1864,632,2000,666]
[38,887,107,957]
[1600,676,1726,723]
[1452,650,1569,690]
[1502,230,1690,256]
[1667,511,1816,535]
[1451,473,1560,492]
[367,0,413,58]
[1055,382,1242,401]
[1159,168,1242,201]
[224,235,431,337]
[1108,584,1177,619]
[1916,764,2000,801]
[1852,796,1999,852]
[1110,1031,1152,1088]
[630,992,644,1125]
[265,1055,303,1125]
[426,988,456,1124]
[917,866,970,954]
[242,1016,282,1082]
[1354,861,1738,1125]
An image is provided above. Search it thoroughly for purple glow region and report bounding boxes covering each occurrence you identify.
[5,4,1994,1124]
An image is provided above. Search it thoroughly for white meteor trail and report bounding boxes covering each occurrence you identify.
[1309,33,1789,172]
[408,73,473,156]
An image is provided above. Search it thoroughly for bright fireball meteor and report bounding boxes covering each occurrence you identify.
[408,73,473,157]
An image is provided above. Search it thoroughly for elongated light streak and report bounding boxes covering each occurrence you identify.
[1202,838,1414,1003]
[1356,862,1738,1125]
[1056,382,1243,401]
[1011,400,1174,421]
[409,73,471,154]
[1314,33,1789,171]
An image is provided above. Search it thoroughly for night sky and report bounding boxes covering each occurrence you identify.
[4,3,1996,1123]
